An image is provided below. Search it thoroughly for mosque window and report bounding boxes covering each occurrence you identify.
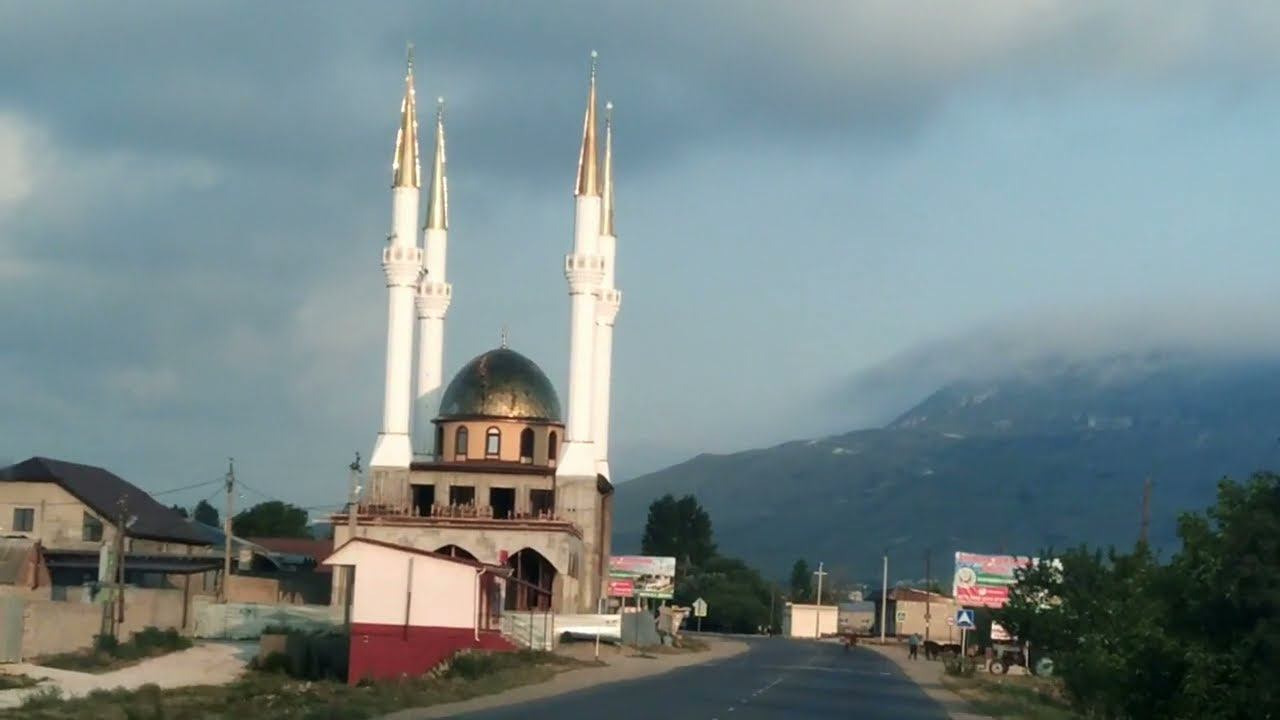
[485,427,501,458]
[548,431,558,463]
[519,428,535,463]
[454,426,469,460]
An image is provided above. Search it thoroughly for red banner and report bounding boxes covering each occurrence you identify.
[607,579,634,598]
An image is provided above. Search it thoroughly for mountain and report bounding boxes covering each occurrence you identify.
[612,352,1280,583]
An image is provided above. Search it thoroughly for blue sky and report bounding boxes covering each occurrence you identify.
[1,2,1278,511]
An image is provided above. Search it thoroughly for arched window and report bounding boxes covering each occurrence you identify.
[454,426,469,460]
[548,431,558,463]
[485,427,501,458]
[434,426,444,459]
[519,428,535,463]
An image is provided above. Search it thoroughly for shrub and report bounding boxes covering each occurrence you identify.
[20,686,64,709]
[944,657,977,678]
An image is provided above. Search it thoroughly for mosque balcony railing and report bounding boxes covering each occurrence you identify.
[338,501,582,538]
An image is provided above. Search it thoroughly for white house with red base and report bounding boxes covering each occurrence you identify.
[324,537,515,684]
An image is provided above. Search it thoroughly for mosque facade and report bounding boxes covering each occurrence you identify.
[333,52,620,614]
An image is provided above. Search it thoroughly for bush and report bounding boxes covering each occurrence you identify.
[20,686,64,709]
[944,657,977,678]
[247,630,348,682]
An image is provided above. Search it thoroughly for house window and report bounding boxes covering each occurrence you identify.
[434,426,444,459]
[454,426,469,460]
[519,428,535,464]
[82,512,104,542]
[548,431,558,463]
[485,427,501,458]
[12,508,34,532]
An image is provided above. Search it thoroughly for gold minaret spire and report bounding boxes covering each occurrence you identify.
[425,97,448,230]
[574,51,600,197]
[392,44,421,188]
[600,101,615,236]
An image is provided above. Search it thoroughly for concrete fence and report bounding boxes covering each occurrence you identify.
[0,586,188,660]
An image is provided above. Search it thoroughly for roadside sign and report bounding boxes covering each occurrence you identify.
[946,616,955,627]
[895,611,907,622]
[955,609,976,630]
[692,598,708,618]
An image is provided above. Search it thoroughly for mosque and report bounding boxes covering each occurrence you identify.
[332,52,621,614]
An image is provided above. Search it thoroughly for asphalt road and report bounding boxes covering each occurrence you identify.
[455,638,949,719]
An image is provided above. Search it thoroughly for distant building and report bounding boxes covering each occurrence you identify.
[871,587,960,641]
[838,601,875,635]
[782,602,839,638]
[0,457,218,591]
[324,538,513,684]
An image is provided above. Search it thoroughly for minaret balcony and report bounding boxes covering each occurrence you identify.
[564,254,605,291]
[383,246,424,286]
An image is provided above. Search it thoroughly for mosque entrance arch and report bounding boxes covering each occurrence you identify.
[434,544,478,562]
[504,548,556,611]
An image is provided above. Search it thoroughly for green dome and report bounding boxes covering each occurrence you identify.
[438,348,563,422]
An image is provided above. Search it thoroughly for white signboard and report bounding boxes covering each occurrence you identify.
[692,597,708,618]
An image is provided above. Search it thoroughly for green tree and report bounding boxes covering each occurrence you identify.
[231,501,310,538]
[640,494,716,573]
[192,499,219,527]
[789,559,811,602]
[169,504,189,519]
[997,473,1280,719]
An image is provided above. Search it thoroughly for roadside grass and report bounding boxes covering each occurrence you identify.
[35,628,192,674]
[0,674,39,690]
[941,672,1079,720]
[641,637,710,654]
[4,650,588,720]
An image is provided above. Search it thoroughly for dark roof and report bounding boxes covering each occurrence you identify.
[0,457,213,546]
[438,348,563,422]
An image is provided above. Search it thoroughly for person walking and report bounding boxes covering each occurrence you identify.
[908,632,921,660]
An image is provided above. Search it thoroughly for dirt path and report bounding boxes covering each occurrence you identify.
[864,641,993,720]
[386,637,749,719]
[0,642,254,709]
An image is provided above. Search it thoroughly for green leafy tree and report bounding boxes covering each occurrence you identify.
[231,501,310,538]
[997,473,1280,719]
[640,494,716,573]
[192,499,219,527]
[789,559,811,602]
[169,504,189,519]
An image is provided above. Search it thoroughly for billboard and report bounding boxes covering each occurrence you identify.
[607,556,675,599]
[952,552,1034,609]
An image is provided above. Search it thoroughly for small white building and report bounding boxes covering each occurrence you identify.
[324,538,514,684]
[782,602,839,638]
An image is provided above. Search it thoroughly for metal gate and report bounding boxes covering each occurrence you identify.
[0,597,24,662]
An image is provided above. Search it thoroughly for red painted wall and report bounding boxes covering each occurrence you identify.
[348,623,517,685]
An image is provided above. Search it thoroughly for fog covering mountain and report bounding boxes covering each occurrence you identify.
[612,352,1280,583]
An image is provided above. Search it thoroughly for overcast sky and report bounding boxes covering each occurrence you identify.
[2,2,1279,510]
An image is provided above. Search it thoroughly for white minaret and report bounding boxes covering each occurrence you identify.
[557,53,605,479]
[370,52,424,470]
[592,102,621,480]
[414,98,452,459]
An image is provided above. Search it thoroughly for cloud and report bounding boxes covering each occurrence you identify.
[838,296,1280,427]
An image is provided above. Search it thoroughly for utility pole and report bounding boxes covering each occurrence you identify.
[344,453,362,628]
[924,548,932,642]
[220,459,235,603]
[100,495,128,640]
[813,562,828,639]
[769,586,776,635]
[880,551,888,644]
[1139,476,1153,545]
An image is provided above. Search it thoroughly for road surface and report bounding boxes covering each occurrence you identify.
[456,638,949,719]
